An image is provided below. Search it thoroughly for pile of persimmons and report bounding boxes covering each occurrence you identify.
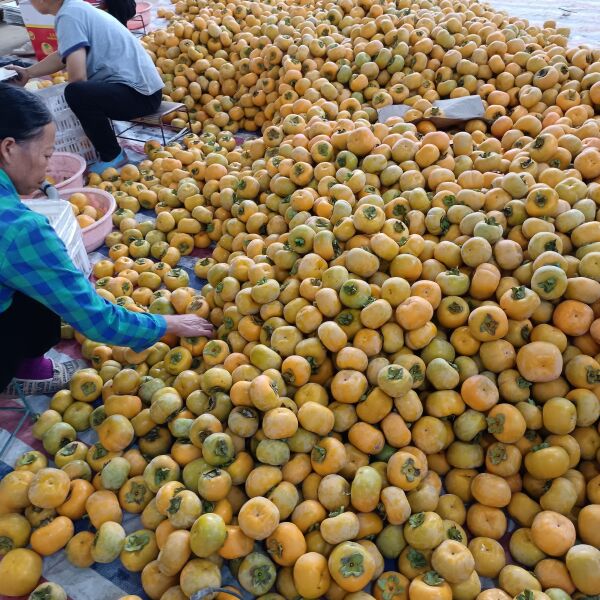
[145,0,600,135]
[3,0,600,599]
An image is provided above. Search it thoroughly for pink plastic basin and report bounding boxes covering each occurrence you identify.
[64,188,116,252]
[41,152,87,195]
[128,2,152,30]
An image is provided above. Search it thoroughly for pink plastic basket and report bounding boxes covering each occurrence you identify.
[128,2,152,30]
[46,152,87,192]
[63,188,116,252]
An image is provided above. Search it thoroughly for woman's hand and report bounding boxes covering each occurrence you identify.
[163,314,215,338]
[5,65,30,87]
[7,53,64,85]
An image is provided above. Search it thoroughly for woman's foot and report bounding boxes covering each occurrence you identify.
[88,149,129,174]
[5,359,88,396]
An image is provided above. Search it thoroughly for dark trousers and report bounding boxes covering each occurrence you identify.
[0,292,61,392]
[64,82,162,161]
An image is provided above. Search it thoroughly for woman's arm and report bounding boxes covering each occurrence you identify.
[7,53,66,86]
[0,214,212,351]
[65,48,88,83]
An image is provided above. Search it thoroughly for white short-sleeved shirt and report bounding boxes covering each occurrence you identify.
[55,0,163,95]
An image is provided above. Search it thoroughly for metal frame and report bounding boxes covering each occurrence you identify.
[113,102,192,146]
[128,13,148,36]
[0,382,36,460]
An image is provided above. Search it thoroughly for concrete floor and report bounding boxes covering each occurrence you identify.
[490,0,600,47]
[0,23,29,55]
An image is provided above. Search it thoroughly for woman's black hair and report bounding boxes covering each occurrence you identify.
[0,82,53,142]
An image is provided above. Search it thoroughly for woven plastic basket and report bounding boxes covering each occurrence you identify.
[49,128,98,165]
[34,84,99,163]
[21,199,91,276]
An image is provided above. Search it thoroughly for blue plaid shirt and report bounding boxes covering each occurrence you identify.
[0,168,166,352]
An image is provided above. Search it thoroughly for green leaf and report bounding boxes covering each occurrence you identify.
[511,286,526,300]
[0,536,14,553]
[486,414,505,434]
[363,205,377,220]
[448,302,463,314]
[401,458,421,483]
[408,364,424,383]
[386,367,404,381]
[267,538,283,558]
[587,367,600,384]
[17,452,38,465]
[407,548,427,569]
[440,216,450,234]
[30,585,54,600]
[202,468,222,480]
[125,481,149,505]
[311,445,326,463]
[124,531,150,553]
[342,282,358,296]
[92,443,108,460]
[167,495,182,515]
[447,525,463,542]
[423,571,444,586]
[537,277,556,293]
[81,381,97,396]
[339,553,365,578]
[408,512,425,528]
[479,313,498,336]
[488,445,507,465]
[377,573,405,600]
[251,564,274,586]
[337,312,354,326]
[154,467,171,485]
[58,442,78,457]
[144,427,160,442]
[532,442,550,452]
[214,438,230,457]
